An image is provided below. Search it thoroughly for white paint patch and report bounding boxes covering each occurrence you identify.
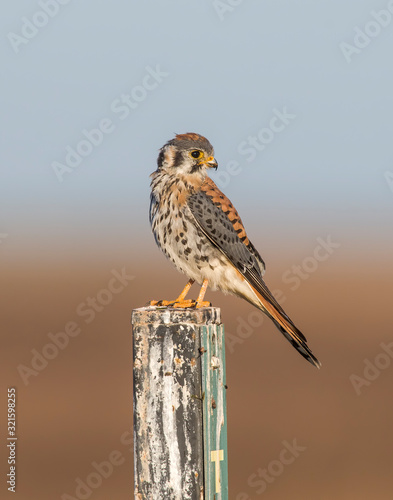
[162,334,182,497]
[147,343,167,497]
[211,355,220,369]
[162,310,171,324]
[181,381,195,493]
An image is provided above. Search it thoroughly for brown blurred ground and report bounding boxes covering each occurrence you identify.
[1,249,393,499]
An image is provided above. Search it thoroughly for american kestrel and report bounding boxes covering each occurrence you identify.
[149,133,321,368]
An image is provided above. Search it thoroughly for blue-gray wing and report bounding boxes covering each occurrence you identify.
[187,187,307,341]
[187,189,263,280]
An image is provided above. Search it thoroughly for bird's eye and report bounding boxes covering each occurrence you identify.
[191,150,203,159]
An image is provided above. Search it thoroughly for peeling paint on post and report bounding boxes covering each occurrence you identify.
[132,306,228,500]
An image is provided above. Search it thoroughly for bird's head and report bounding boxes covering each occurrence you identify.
[156,133,218,177]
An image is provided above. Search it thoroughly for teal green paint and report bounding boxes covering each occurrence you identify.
[201,324,228,499]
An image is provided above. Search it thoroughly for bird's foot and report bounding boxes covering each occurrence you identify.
[147,299,211,309]
[195,300,211,309]
[148,300,176,307]
[173,299,211,309]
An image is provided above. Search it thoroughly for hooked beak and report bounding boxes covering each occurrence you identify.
[201,155,218,170]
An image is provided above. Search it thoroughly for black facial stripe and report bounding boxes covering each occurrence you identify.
[157,149,165,168]
[190,163,201,174]
[173,150,183,168]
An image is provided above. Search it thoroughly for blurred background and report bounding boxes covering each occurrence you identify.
[1,1,393,498]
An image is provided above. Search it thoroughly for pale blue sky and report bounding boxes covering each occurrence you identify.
[1,1,393,260]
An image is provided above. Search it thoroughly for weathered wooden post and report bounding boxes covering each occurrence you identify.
[132,306,228,500]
